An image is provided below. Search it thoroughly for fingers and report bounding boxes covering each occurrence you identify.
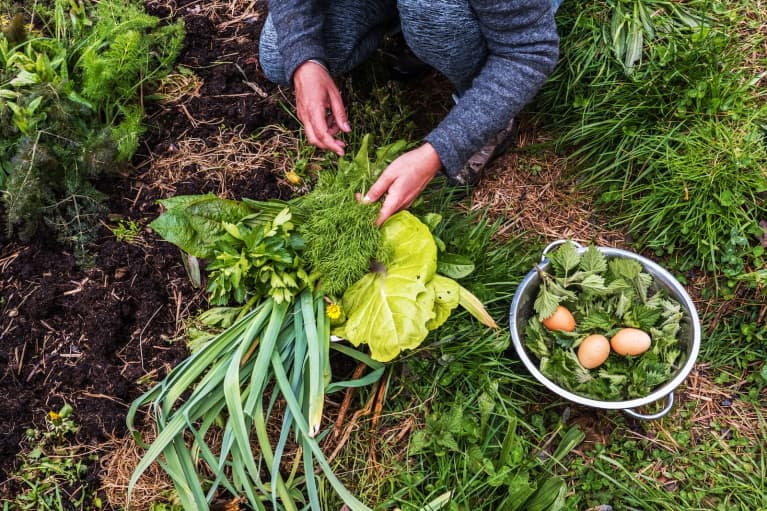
[328,88,350,134]
[306,103,346,155]
[364,172,395,203]
[365,144,443,226]
[376,193,402,227]
[293,61,349,156]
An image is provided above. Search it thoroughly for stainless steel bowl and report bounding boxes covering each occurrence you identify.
[509,241,701,420]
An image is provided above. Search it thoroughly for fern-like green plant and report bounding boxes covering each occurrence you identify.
[0,0,183,262]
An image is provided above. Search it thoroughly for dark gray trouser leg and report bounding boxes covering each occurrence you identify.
[397,0,486,92]
[259,0,398,85]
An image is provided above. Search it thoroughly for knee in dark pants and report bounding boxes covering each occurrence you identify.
[395,0,486,89]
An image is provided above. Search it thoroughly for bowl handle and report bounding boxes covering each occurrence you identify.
[541,239,585,261]
[622,392,674,420]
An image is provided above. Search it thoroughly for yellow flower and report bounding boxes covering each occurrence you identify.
[48,411,61,421]
[285,171,303,185]
[326,303,342,320]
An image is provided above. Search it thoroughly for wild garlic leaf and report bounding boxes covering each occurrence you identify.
[579,245,607,273]
[549,241,581,274]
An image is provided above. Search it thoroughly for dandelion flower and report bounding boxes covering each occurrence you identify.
[326,303,342,320]
[48,411,61,421]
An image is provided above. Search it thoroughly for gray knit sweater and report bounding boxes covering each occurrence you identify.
[265,0,559,179]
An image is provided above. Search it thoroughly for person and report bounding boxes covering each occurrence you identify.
[259,0,560,225]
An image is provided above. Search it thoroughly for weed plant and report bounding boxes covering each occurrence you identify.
[535,0,767,275]
[1,404,103,510]
[0,0,183,261]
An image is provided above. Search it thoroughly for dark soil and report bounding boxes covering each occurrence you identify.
[0,0,451,504]
[0,0,294,504]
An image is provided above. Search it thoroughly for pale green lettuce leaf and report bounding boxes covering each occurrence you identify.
[334,271,435,362]
[382,211,438,281]
[426,274,461,330]
[332,211,439,362]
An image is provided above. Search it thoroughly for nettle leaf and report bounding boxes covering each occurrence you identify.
[579,273,608,294]
[608,257,642,280]
[578,311,616,332]
[534,286,560,321]
[634,272,653,303]
[548,241,580,274]
[579,245,607,273]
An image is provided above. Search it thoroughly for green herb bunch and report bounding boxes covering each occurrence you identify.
[525,242,685,400]
[0,0,183,261]
[206,207,313,305]
[296,134,408,297]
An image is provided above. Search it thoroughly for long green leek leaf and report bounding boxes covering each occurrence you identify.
[270,349,373,511]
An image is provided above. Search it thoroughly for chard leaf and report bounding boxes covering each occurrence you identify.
[333,211,438,362]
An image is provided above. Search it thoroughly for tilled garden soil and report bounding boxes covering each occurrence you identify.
[0,0,295,503]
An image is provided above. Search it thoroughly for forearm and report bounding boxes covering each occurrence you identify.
[426,0,559,177]
[266,0,327,82]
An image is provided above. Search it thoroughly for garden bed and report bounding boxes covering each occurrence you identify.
[2,0,766,510]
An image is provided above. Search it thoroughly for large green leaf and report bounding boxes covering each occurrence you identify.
[150,194,254,258]
[334,270,435,362]
[333,211,439,362]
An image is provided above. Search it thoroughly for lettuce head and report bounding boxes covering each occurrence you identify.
[333,211,462,362]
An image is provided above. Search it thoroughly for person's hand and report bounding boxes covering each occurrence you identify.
[362,143,442,226]
[293,60,350,156]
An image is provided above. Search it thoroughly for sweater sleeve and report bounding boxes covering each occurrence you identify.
[424,0,559,178]
[266,0,328,83]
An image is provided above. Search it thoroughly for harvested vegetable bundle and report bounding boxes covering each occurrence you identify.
[524,241,684,400]
[136,136,497,509]
[296,134,407,296]
[127,288,383,511]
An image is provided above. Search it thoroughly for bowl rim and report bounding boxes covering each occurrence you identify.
[509,246,701,410]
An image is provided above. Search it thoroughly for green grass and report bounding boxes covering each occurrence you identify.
[107,1,767,508]
[534,0,767,274]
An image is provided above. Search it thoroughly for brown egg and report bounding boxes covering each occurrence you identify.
[610,328,652,356]
[577,334,611,369]
[542,305,576,332]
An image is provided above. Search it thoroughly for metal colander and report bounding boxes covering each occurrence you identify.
[509,241,701,420]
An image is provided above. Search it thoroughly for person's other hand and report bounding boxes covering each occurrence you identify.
[293,60,350,156]
[362,143,442,226]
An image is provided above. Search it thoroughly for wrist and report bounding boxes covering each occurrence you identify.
[305,58,329,73]
[418,143,443,177]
